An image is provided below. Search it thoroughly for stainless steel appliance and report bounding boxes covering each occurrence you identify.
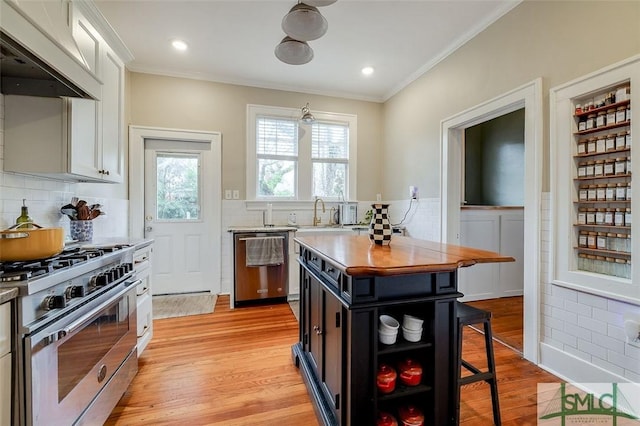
[0,245,139,425]
[339,203,358,225]
[234,232,288,306]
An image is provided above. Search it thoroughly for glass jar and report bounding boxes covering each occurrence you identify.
[614,233,625,252]
[587,138,597,153]
[627,157,632,175]
[587,184,597,201]
[594,256,607,274]
[616,183,627,200]
[605,257,616,275]
[626,182,632,200]
[596,111,607,128]
[577,208,587,225]
[606,134,616,151]
[604,208,614,226]
[596,136,606,153]
[594,160,604,176]
[604,159,615,176]
[577,139,587,155]
[626,130,631,149]
[614,258,627,278]
[614,208,625,226]
[625,208,631,226]
[586,161,595,177]
[586,114,597,130]
[616,106,627,123]
[578,231,588,248]
[606,232,617,250]
[575,104,583,114]
[578,117,587,132]
[605,183,616,200]
[595,208,606,225]
[597,232,607,250]
[615,157,626,175]
[578,162,587,178]
[626,104,631,122]
[578,184,588,201]
[587,231,597,248]
[596,184,607,200]
[586,208,596,225]
[578,253,588,270]
[606,108,616,125]
[616,132,626,150]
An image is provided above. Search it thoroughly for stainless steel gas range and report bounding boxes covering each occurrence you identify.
[0,245,139,426]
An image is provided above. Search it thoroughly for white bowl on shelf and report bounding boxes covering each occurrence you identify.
[379,315,399,333]
[402,314,424,331]
[402,326,422,342]
[379,328,398,345]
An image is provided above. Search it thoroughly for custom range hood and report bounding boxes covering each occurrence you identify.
[1,31,93,98]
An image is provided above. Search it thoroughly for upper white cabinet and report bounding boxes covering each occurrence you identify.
[551,55,640,304]
[2,1,129,183]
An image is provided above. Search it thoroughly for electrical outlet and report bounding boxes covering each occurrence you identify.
[224,189,232,200]
[409,186,418,199]
[624,312,640,348]
[232,190,240,200]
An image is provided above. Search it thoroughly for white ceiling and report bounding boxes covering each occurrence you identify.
[94,0,519,102]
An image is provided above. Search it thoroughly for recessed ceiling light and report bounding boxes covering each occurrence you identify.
[172,40,188,51]
[361,66,374,76]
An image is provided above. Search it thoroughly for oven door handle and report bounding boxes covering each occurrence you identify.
[53,279,141,344]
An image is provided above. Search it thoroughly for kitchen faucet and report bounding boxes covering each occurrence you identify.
[313,197,325,226]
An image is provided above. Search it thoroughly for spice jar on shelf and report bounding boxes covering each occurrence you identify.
[587,184,597,201]
[577,139,587,155]
[606,134,616,151]
[586,209,596,225]
[616,132,626,150]
[605,183,616,200]
[606,232,617,250]
[578,117,587,132]
[595,208,606,225]
[578,162,587,178]
[586,161,595,177]
[616,106,627,123]
[594,160,604,176]
[606,109,616,126]
[626,182,631,200]
[604,159,615,176]
[586,114,597,130]
[587,232,597,248]
[596,111,607,127]
[616,183,627,200]
[596,232,607,250]
[615,157,626,175]
[596,184,607,200]
[625,208,631,226]
[614,208,625,226]
[578,231,588,248]
[625,130,631,149]
[578,184,589,201]
[596,136,606,153]
[578,208,587,225]
[604,208,615,226]
[587,138,597,153]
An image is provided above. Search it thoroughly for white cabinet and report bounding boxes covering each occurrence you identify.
[0,302,12,426]
[99,45,125,183]
[551,56,639,302]
[134,244,153,356]
[458,208,524,300]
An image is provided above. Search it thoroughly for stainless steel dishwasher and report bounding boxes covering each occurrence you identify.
[234,232,288,306]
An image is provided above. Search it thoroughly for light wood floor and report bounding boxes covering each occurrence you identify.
[106,295,558,425]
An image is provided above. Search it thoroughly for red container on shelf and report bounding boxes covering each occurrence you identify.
[398,405,425,426]
[376,411,399,426]
[398,358,422,386]
[376,364,397,394]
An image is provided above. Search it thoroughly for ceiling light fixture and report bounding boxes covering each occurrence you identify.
[275,1,337,65]
[299,103,315,124]
[275,36,314,65]
[361,66,374,76]
[171,40,188,51]
[282,3,327,41]
[303,0,337,6]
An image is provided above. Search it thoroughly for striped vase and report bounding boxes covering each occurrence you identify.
[369,203,392,245]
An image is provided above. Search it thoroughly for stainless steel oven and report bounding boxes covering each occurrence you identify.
[26,280,137,425]
[0,244,139,426]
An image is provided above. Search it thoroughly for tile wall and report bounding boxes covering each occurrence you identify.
[540,192,640,382]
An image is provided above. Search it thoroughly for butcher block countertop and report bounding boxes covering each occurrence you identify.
[294,234,514,277]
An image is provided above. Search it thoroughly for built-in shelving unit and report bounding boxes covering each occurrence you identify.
[551,55,640,303]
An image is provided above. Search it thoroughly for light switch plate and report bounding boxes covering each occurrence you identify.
[224,190,232,200]
[232,190,240,200]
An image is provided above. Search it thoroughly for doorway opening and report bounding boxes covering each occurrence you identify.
[441,79,542,363]
[129,126,222,295]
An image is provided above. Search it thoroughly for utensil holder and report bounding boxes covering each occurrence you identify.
[70,220,93,241]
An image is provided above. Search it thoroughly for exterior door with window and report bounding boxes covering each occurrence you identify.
[144,140,216,294]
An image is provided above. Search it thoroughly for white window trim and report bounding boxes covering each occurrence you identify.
[247,104,357,201]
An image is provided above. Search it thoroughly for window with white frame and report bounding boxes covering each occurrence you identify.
[247,105,357,201]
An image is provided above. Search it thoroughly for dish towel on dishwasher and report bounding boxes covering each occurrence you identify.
[245,237,284,266]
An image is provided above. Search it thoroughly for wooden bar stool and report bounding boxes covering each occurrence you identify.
[456,301,501,425]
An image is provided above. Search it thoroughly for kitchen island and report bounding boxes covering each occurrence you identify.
[292,235,514,426]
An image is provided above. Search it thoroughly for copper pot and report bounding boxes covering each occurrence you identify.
[0,224,64,261]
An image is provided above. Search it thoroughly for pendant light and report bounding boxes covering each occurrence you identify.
[302,0,337,6]
[299,103,315,124]
[274,36,314,65]
[281,3,327,41]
